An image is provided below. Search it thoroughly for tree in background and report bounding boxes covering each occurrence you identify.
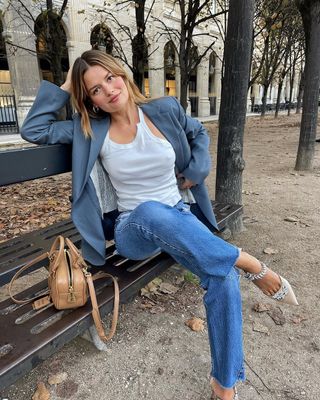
[94,0,155,93]
[249,0,285,93]
[249,0,305,117]
[153,0,225,110]
[3,0,69,86]
[36,0,69,86]
[215,0,254,232]
[210,0,228,79]
[295,0,320,170]
[274,5,304,117]
[252,1,295,116]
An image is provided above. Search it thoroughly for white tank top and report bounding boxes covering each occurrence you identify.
[100,108,181,211]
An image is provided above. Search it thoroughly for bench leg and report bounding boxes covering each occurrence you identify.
[81,325,111,352]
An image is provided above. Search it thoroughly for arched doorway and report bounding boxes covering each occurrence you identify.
[0,18,11,91]
[164,41,176,96]
[208,51,217,115]
[34,12,69,86]
[0,18,18,132]
[90,24,114,54]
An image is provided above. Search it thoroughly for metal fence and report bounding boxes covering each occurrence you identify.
[0,94,19,134]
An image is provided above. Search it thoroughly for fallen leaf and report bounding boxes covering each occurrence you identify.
[291,314,308,324]
[151,277,163,287]
[252,302,272,313]
[300,221,311,228]
[140,278,165,297]
[138,302,153,310]
[149,306,165,314]
[159,282,178,295]
[140,288,153,299]
[185,317,204,332]
[252,321,270,335]
[48,372,68,385]
[267,307,286,325]
[263,247,279,255]
[55,380,78,398]
[175,275,185,285]
[32,382,50,400]
[284,216,299,223]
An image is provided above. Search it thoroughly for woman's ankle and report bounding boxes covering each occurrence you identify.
[235,250,262,274]
[210,377,235,400]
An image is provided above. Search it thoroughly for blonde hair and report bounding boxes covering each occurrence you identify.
[71,50,148,138]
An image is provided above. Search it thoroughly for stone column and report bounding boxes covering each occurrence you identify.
[186,92,191,116]
[66,0,92,64]
[2,8,41,127]
[197,58,210,117]
[148,41,165,98]
[252,83,260,103]
[247,87,252,112]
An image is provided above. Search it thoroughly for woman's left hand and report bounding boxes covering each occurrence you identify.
[177,173,195,189]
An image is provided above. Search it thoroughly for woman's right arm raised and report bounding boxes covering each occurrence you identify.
[21,69,74,145]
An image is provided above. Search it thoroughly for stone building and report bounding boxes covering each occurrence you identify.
[0,0,300,130]
[0,0,224,128]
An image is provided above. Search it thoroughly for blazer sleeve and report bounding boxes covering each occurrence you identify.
[20,80,74,145]
[171,97,211,184]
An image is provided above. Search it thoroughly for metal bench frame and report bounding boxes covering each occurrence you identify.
[0,145,243,390]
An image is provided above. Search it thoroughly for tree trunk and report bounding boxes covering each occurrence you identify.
[179,75,189,111]
[215,0,254,232]
[296,69,304,113]
[132,0,146,92]
[179,44,189,110]
[132,35,145,91]
[260,84,268,117]
[46,1,64,86]
[295,0,320,170]
[178,5,188,111]
[275,78,284,118]
[287,64,295,116]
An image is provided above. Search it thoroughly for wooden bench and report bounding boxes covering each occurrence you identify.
[0,144,243,390]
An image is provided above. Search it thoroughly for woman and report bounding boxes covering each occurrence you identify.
[21,50,298,400]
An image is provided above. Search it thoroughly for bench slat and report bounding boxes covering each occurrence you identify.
[0,201,242,286]
[0,144,71,185]
[0,220,80,285]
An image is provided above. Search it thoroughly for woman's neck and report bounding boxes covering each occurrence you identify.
[110,102,139,127]
[108,102,140,144]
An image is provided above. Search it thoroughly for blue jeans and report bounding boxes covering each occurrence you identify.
[114,200,245,388]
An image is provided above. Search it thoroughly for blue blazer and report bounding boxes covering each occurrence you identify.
[21,80,218,265]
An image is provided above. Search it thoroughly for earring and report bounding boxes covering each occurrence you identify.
[93,105,99,113]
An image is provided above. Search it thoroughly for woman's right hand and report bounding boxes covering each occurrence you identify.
[60,66,73,93]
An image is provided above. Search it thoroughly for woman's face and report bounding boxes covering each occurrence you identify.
[83,65,129,114]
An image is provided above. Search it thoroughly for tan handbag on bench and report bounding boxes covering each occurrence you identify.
[9,235,119,342]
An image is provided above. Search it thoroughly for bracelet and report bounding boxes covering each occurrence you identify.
[243,262,268,281]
